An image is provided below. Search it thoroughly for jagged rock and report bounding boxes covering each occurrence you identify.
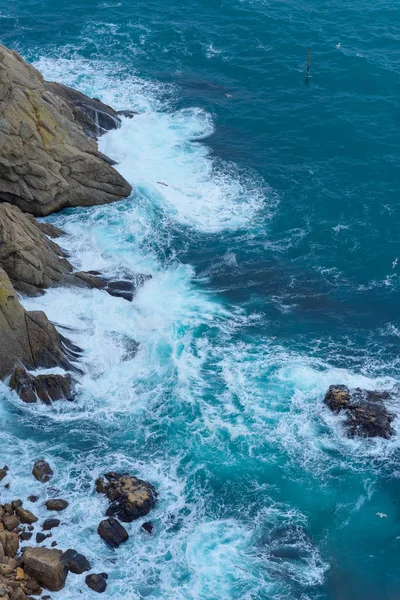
[141,521,153,534]
[0,467,8,481]
[32,460,53,483]
[45,500,68,512]
[22,547,68,591]
[324,385,395,439]
[117,110,138,119]
[74,271,151,302]
[42,519,59,531]
[97,517,128,548]
[85,573,107,593]
[0,45,131,216]
[15,508,38,525]
[96,472,157,522]
[61,549,90,574]
[0,203,73,296]
[10,369,73,404]
[0,531,19,557]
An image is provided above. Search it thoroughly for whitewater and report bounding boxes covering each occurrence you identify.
[0,2,400,594]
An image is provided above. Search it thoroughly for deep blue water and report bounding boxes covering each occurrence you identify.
[1,0,400,598]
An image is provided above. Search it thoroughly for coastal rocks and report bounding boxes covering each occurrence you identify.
[96,473,157,522]
[10,369,73,404]
[0,467,8,482]
[324,385,395,439]
[45,500,68,512]
[142,522,153,534]
[42,519,60,531]
[22,547,68,591]
[0,269,73,379]
[0,203,72,296]
[32,460,53,483]
[61,549,90,574]
[15,508,37,525]
[97,518,129,548]
[0,532,19,557]
[75,271,152,302]
[0,44,132,216]
[85,573,108,593]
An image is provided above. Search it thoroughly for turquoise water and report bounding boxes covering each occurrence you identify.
[1,0,400,598]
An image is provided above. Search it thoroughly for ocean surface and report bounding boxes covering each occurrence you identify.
[1,0,400,598]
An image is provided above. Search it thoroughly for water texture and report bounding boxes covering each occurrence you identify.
[0,0,400,598]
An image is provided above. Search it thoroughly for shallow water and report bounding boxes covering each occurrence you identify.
[0,0,400,598]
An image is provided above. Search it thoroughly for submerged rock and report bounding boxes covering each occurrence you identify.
[10,369,73,404]
[22,547,68,591]
[97,517,129,548]
[62,549,90,574]
[324,385,395,439]
[32,460,53,483]
[0,44,131,216]
[141,521,153,534]
[96,472,157,522]
[85,573,108,593]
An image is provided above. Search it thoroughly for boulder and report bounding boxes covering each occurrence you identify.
[10,369,73,404]
[27,496,38,503]
[0,531,19,557]
[0,45,132,216]
[324,385,395,439]
[16,508,38,524]
[35,533,46,544]
[3,515,20,531]
[22,547,68,591]
[74,271,151,302]
[32,460,53,483]
[45,499,68,512]
[0,269,74,379]
[0,466,8,481]
[62,549,90,574]
[96,472,157,522]
[97,517,129,548]
[42,519,60,531]
[85,573,108,593]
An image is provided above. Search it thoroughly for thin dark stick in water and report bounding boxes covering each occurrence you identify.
[157,181,169,187]
[305,49,311,84]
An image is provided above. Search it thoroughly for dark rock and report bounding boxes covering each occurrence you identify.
[32,460,53,483]
[141,521,153,534]
[11,500,22,509]
[22,547,68,591]
[28,525,34,531]
[97,517,129,548]
[10,368,74,404]
[42,519,60,531]
[28,496,39,503]
[74,272,151,302]
[45,499,68,512]
[51,541,57,547]
[4,503,13,515]
[324,385,395,439]
[20,531,33,541]
[85,573,107,593]
[4,483,10,489]
[0,465,8,481]
[62,549,90,574]
[117,110,138,119]
[16,507,38,524]
[36,533,46,544]
[3,515,20,531]
[96,472,157,522]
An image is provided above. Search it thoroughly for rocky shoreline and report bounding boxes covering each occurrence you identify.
[0,41,397,597]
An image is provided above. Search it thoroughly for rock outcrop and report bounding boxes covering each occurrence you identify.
[96,472,157,522]
[0,44,132,216]
[324,385,395,439]
[22,547,68,591]
[0,268,74,379]
[10,368,73,404]
[32,460,53,483]
[61,549,90,574]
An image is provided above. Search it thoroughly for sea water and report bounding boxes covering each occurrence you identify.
[0,0,399,598]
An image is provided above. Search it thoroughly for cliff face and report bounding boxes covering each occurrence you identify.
[0,45,132,216]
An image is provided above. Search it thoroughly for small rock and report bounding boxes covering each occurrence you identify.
[85,573,107,593]
[15,567,24,580]
[3,515,20,531]
[42,519,60,531]
[141,521,153,534]
[22,547,68,592]
[96,472,157,522]
[51,541,57,547]
[16,508,38,524]
[0,466,8,482]
[20,531,33,541]
[4,503,13,515]
[11,500,22,510]
[36,533,46,543]
[45,499,68,512]
[27,496,39,503]
[27,525,34,531]
[97,517,129,548]
[62,549,91,574]
[32,460,53,483]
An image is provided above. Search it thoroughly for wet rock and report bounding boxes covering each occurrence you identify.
[20,531,33,541]
[42,519,60,531]
[35,533,46,544]
[96,472,157,522]
[22,547,68,591]
[27,496,38,503]
[16,508,38,525]
[117,110,138,119]
[75,272,151,302]
[62,549,90,574]
[11,500,22,510]
[45,499,68,512]
[85,573,107,593]
[50,541,57,547]
[97,517,129,548]
[0,45,131,217]
[0,466,8,481]
[32,460,53,483]
[10,368,73,404]
[324,385,395,439]
[0,531,19,557]
[3,515,20,532]
[141,522,153,534]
